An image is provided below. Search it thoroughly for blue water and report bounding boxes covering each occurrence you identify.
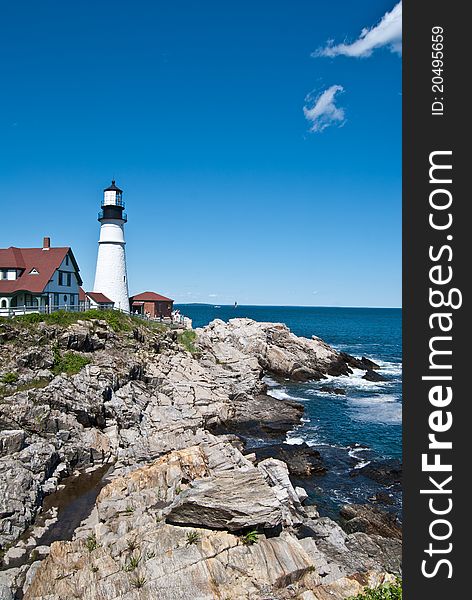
[176,304,402,515]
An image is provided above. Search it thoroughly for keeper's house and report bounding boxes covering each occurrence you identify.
[79,288,114,311]
[0,237,82,316]
[130,291,174,318]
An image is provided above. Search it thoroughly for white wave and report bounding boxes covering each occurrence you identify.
[330,489,353,503]
[348,445,372,469]
[284,436,305,445]
[348,395,402,424]
[267,388,308,402]
[351,393,399,404]
[262,375,280,387]
[348,446,369,459]
[353,459,372,469]
[307,369,390,392]
[374,360,403,376]
[284,422,321,446]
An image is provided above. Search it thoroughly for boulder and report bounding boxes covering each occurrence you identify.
[319,385,346,395]
[213,393,304,440]
[296,486,309,503]
[167,469,283,531]
[16,348,54,370]
[253,443,327,477]
[339,353,381,371]
[257,457,306,526]
[362,369,388,382]
[57,323,106,352]
[0,430,25,456]
[351,459,402,486]
[340,504,402,540]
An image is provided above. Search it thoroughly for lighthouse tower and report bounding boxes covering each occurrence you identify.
[93,180,130,312]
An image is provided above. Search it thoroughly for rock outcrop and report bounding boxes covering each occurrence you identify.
[197,318,357,381]
[23,446,399,600]
[0,314,399,599]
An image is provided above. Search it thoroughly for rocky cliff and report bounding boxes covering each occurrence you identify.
[0,313,401,599]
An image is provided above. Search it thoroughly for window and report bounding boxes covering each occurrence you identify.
[58,271,71,286]
[65,255,69,266]
[29,268,39,275]
[25,294,38,307]
[0,270,7,280]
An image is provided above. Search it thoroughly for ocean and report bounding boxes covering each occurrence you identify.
[176,304,402,517]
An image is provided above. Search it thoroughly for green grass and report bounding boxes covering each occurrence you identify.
[125,554,141,572]
[52,348,90,376]
[85,533,99,552]
[0,377,50,400]
[177,330,198,354]
[130,574,147,589]
[348,579,402,600]
[1,372,19,384]
[186,531,200,546]
[14,309,168,333]
[240,530,259,546]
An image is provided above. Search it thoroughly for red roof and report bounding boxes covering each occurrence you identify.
[130,291,174,302]
[79,287,87,302]
[86,291,113,304]
[0,246,82,294]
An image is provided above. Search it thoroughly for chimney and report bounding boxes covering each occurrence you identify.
[42,237,51,250]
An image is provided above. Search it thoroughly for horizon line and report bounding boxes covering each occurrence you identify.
[173,303,402,309]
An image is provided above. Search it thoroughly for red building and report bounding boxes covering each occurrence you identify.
[79,287,114,310]
[130,291,174,318]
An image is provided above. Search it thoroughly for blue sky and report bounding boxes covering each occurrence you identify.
[0,1,401,307]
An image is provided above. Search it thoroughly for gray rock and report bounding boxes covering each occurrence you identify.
[362,369,388,382]
[295,486,308,503]
[257,457,305,527]
[2,545,26,566]
[0,430,25,456]
[167,469,283,530]
[0,584,13,600]
[197,318,355,380]
[22,561,41,595]
[16,348,54,370]
[340,504,402,539]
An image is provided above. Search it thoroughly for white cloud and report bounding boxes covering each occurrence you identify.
[303,85,346,133]
[315,2,402,58]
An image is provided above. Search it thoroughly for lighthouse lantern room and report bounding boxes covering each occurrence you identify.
[93,180,130,312]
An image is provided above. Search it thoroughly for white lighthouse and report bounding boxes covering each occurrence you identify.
[93,180,130,312]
